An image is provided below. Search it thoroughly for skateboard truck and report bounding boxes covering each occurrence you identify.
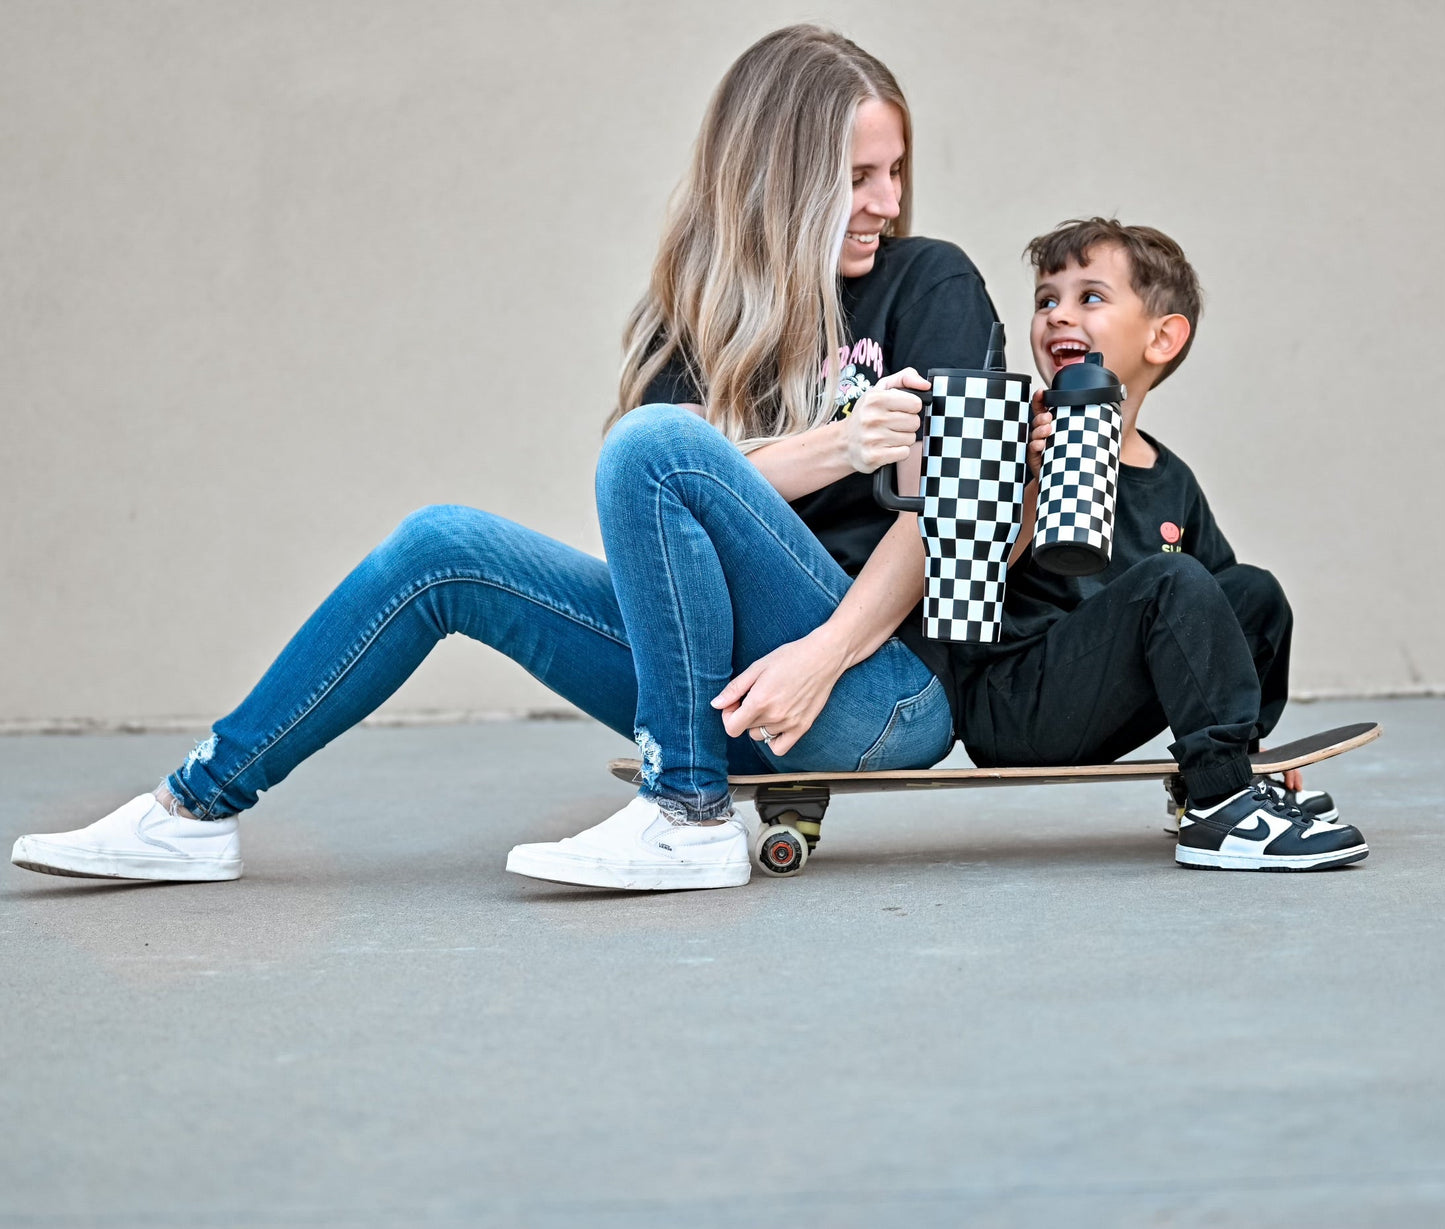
[753,784,831,876]
[1163,772,1188,834]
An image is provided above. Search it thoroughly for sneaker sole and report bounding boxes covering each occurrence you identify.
[1175,842,1368,872]
[10,837,242,882]
[505,847,750,891]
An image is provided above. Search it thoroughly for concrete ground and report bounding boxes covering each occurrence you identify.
[2,697,1442,1228]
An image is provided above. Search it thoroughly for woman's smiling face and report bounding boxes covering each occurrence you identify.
[840,99,904,278]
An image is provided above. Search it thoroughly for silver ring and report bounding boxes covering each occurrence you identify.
[757,726,774,744]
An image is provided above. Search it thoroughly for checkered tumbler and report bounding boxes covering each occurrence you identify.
[1033,354,1125,577]
[918,373,1032,642]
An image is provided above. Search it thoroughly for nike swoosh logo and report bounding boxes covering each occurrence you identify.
[1231,815,1271,838]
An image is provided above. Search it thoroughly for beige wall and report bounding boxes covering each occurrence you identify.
[3,0,1441,731]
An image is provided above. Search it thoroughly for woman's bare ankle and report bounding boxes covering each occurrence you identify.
[154,783,198,820]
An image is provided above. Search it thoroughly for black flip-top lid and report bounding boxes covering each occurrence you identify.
[1043,352,1122,406]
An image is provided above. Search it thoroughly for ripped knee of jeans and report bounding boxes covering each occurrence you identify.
[634,726,663,790]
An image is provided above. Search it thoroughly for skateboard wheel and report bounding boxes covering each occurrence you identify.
[754,825,808,877]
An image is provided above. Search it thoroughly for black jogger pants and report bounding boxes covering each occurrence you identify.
[957,554,1292,801]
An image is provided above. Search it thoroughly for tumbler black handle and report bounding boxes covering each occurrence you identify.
[872,386,931,513]
[872,463,923,513]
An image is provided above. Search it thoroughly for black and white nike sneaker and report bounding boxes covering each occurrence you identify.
[1163,774,1340,835]
[1175,783,1367,871]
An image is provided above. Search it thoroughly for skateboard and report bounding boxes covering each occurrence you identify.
[607,722,1381,876]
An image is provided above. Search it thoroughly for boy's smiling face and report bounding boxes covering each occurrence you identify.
[1031,243,1173,395]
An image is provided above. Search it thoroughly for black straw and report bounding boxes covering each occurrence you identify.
[984,322,1006,372]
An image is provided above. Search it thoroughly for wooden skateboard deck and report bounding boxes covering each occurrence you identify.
[607,722,1380,875]
[607,722,1379,799]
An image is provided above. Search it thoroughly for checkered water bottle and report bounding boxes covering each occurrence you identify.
[873,323,1033,642]
[1032,352,1124,576]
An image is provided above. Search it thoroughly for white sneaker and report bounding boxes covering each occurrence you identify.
[506,796,750,890]
[11,794,243,881]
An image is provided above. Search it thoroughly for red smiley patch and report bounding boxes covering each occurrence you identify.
[1160,522,1181,544]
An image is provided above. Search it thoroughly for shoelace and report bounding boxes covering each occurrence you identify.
[1250,783,1310,827]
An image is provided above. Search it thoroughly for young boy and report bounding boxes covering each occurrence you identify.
[950,217,1366,871]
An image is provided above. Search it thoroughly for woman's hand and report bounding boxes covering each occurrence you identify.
[710,628,849,757]
[843,368,931,474]
[1027,388,1053,480]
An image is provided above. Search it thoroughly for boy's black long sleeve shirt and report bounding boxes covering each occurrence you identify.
[949,430,1237,684]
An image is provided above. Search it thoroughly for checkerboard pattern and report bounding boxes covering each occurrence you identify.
[918,375,1031,642]
[1034,400,1123,567]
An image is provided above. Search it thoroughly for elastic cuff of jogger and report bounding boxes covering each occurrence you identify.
[648,791,735,823]
[1176,755,1253,805]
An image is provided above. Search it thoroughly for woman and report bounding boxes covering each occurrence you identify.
[13,25,999,892]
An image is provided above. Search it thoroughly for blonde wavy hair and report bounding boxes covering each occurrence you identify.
[610,25,912,450]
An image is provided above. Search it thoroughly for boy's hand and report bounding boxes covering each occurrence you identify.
[1027,389,1053,479]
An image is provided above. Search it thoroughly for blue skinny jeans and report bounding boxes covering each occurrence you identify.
[167,406,955,821]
